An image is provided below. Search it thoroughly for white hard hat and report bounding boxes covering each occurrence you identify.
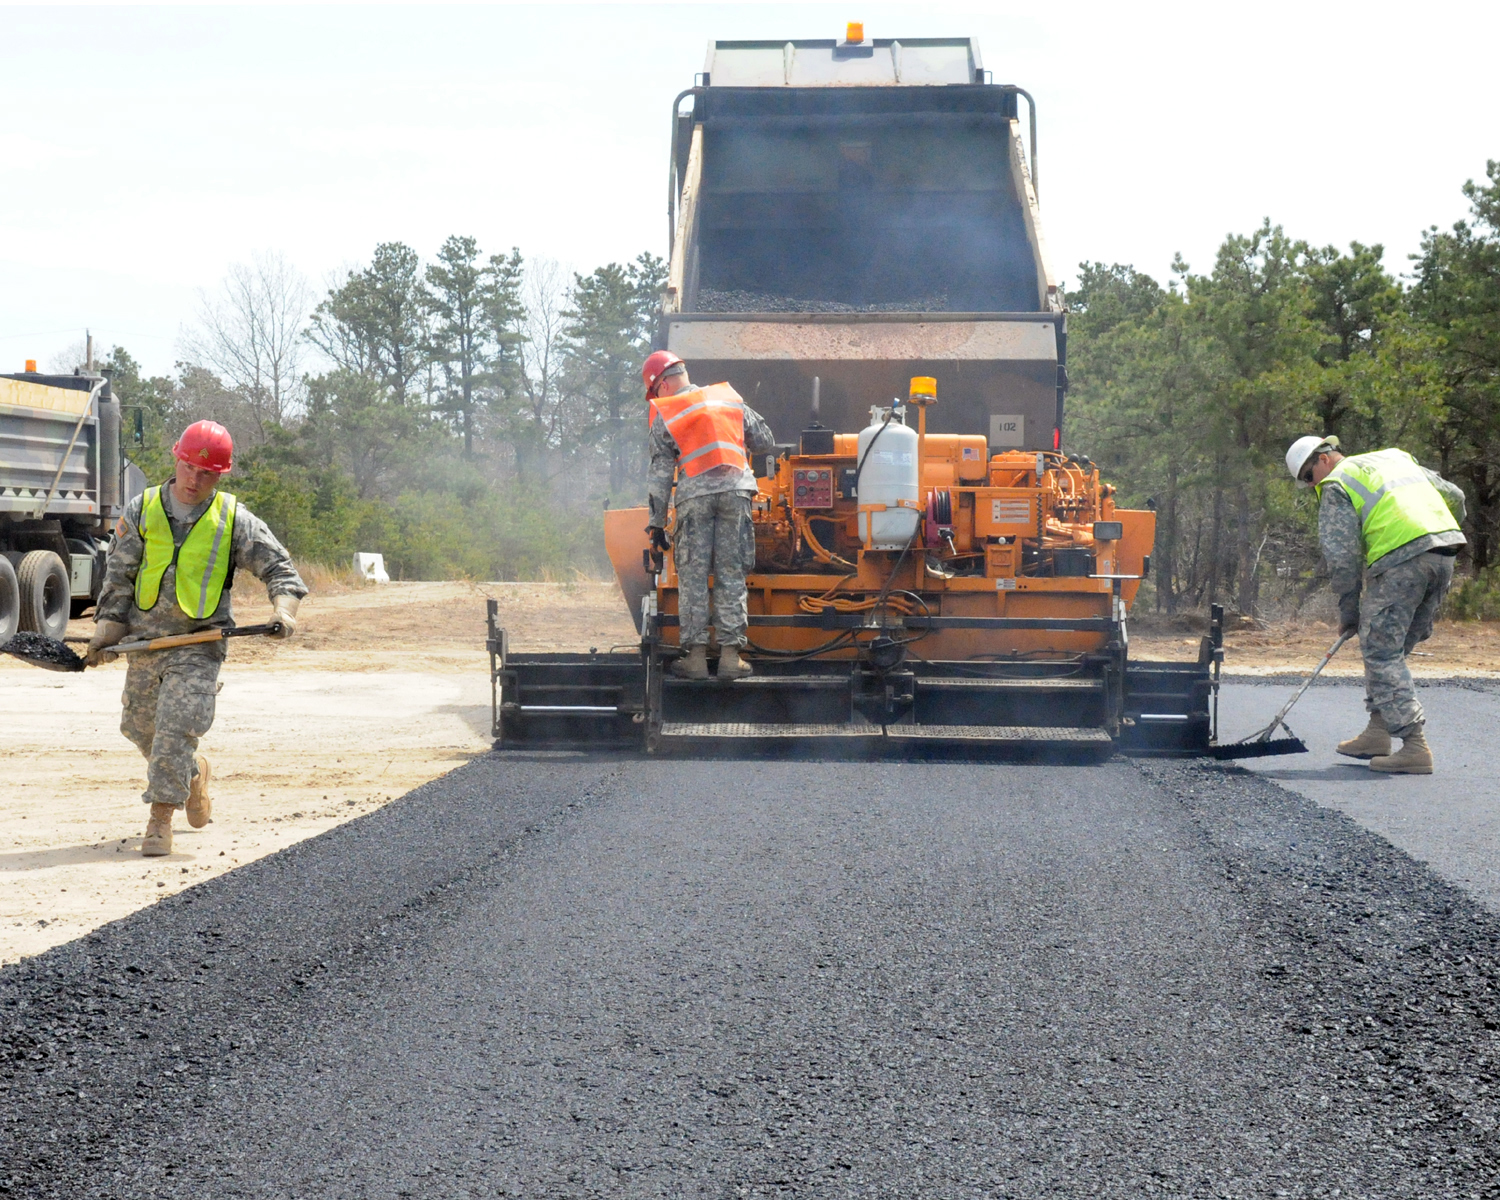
[1286,434,1339,487]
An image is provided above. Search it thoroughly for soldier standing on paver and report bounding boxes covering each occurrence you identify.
[85,421,307,855]
[641,351,776,681]
[1287,434,1467,775]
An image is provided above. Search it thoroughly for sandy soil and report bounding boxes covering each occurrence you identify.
[1132,614,1500,676]
[4,575,1496,965]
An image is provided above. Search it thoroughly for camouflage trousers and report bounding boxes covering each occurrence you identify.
[1360,551,1455,738]
[120,645,223,808]
[673,491,755,648]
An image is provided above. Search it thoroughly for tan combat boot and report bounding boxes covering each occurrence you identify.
[142,803,175,857]
[1337,711,1391,759]
[717,644,753,680]
[671,644,709,680]
[1370,729,1433,775]
[186,754,213,828]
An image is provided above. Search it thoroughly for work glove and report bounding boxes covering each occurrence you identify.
[270,594,300,640]
[648,525,671,554]
[84,619,129,668]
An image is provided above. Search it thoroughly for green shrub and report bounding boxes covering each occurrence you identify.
[1449,567,1500,621]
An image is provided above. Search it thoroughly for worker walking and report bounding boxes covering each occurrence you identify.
[1287,435,1466,774]
[86,421,307,855]
[642,351,776,680]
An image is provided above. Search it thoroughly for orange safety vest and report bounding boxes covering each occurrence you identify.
[651,383,750,477]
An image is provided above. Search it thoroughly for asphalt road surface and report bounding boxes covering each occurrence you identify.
[5,741,1500,1197]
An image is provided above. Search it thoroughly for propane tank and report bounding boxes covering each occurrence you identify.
[856,405,920,549]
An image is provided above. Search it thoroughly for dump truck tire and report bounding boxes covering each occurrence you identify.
[17,550,70,639]
[0,555,18,642]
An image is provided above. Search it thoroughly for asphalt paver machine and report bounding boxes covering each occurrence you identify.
[488,30,1220,757]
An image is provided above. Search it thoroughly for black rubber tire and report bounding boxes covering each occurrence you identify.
[17,550,71,639]
[0,555,18,642]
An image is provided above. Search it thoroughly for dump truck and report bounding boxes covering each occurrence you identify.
[487,30,1223,757]
[0,354,144,641]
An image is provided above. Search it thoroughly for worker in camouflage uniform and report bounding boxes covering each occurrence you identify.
[87,420,306,855]
[1288,434,1466,774]
[642,351,776,681]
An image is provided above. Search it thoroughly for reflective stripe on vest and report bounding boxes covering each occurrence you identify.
[134,486,238,619]
[1318,449,1460,566]
[652,382,750,477]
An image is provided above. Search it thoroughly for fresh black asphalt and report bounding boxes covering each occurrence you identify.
[4,747,1500,1197]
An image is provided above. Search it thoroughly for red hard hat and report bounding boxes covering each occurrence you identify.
[173,420,234,474]
[641,350,684,398]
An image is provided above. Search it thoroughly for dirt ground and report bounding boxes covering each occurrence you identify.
[1132,612,1500,676]
[4,575,1497,965]
[0,579,636,965]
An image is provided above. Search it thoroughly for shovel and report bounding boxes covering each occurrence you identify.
[1,622,285,673]
[1207,631,1352,760]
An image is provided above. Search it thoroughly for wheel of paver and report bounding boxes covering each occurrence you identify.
[16,550,71,639]
[0,555,18,642]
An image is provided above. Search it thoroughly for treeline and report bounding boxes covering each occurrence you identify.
[1067,160,1500,619]
[104,240,664,579]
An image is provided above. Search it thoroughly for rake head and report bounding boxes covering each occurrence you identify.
[1207,736,1308,760]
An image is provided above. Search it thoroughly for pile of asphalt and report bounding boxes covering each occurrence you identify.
[0,632,84,672]
[3,755,1499,1197]
[695,288,951,314]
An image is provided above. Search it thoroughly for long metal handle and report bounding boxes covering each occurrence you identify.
[666,87,705,254]
[33,379,106,518]
[1256,632,1351,742]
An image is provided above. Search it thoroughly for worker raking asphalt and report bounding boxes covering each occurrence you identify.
[4,754,1500,1197]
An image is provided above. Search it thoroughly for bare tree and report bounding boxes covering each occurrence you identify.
[46,340,90,374]
[183,251,311,439]
[494,257,579,487]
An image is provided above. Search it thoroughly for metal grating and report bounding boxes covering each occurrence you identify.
[661,722,881,739]
[884,724,1112,743]
[918,677,1102,691]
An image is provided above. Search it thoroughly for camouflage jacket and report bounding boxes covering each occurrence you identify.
[96,483,308,640]
[646,402,777,528]
[1318,465,1467,628]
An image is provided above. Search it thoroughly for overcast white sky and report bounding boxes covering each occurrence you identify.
[2,1,1497,376]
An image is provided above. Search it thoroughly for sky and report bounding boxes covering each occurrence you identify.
[1,0,1497,376]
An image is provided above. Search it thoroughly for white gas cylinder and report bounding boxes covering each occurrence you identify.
[856,408,920,549]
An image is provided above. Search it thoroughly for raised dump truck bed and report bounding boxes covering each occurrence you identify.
[664,35,1063,452]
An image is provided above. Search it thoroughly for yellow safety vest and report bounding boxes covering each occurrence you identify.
[134,486,238,619]
[1318,449,1460,566]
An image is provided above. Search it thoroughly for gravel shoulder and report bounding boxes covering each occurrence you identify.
[4,753,1499,1196]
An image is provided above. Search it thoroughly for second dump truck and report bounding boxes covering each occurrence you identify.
[1,355,143,642]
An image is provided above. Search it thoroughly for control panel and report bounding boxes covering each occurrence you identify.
[792,467,833,508]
